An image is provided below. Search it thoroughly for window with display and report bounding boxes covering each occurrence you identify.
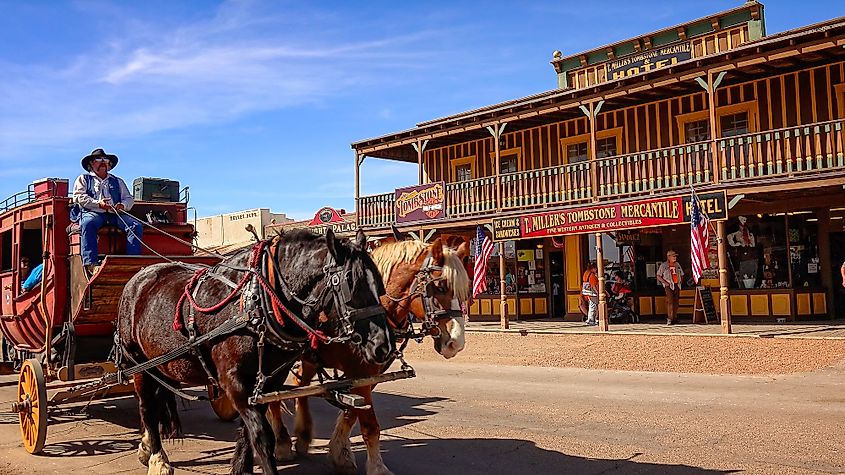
[788,212,821,288]
[727,214,788,289]
[515,241,545,294]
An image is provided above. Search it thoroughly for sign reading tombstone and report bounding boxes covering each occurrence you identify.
[606,41,692,81]
[395,182,446,224]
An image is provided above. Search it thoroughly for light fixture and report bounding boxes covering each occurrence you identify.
[832,216,843,220]
[806,218,818,222]
[756,214,763,218]
[791,211,812,215]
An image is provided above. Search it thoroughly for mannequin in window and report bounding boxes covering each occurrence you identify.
[727,216,757,288]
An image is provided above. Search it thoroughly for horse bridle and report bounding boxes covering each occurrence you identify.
[388,253,464,339]
[265,238,386,346]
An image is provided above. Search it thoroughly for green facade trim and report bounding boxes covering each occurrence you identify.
[588,51,608,65]
[686,20,715,38]
[720,10,752,29]
[652,30,680,47]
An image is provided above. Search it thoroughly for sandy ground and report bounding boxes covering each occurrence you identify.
[402,332,845,374]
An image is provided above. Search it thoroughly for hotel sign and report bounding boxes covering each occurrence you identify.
[395,182,446,224]
[606,41,691,81]
[492,191,727,241]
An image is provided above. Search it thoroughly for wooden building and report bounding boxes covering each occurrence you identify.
[351,2,845,330]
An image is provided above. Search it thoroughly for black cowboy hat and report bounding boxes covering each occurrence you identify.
[81,148,118,171]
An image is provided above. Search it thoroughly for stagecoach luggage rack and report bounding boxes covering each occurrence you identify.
[132,177,180,202]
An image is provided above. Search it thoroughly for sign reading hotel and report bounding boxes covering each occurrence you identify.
[395,182,446,224]
[492,191,727,241]
[606,41,692,80]
[307,207,356,236]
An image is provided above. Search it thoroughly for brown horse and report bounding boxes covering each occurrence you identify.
[117,229,395,475]
[268,236,471,474]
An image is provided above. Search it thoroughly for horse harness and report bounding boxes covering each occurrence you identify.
[117,237,385,403]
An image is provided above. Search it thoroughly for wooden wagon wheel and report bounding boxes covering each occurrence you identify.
[15,359,48,454]
[208,385,238,422]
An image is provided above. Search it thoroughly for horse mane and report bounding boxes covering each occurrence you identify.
[371,240,470,302]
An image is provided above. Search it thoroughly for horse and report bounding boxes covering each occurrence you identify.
[117,228,395,475]
[267,236,471,475]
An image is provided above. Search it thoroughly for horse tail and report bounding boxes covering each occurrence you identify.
[156,382,182,439]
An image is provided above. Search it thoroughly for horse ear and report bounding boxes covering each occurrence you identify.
[326,228,344,262]
[390,224,405,242]
[430,237,444,265]
[456,240,471,261]
[355,228,367,249]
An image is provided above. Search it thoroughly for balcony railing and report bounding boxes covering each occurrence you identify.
[357,118,845,228]
[719,119,844,181]
[596,141,712,199]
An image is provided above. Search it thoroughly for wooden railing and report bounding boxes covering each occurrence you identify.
[719,119,845,182]
[446,177,496,217]
[357,192,394,228]
[595,142,712,198]
[500,161,591,210]
[357,119,845,228]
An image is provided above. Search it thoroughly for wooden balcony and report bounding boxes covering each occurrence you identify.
[357,118,845,229]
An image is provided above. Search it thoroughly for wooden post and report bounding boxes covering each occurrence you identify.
[717,220,731,334]
[706,71,720,184]
[355,152,362,227]
[595,232,609,331]
[488,123,507,211]
[499,242,508,329]
[413,140,429,185]
[587,102,599,202]
[818,208,833,319]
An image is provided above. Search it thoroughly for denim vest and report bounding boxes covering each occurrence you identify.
[69,175,123,222]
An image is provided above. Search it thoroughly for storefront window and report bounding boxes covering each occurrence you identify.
[515,240,545,294]
[727,214,788,289]
[788,212,821,288]
[472,239,516,295]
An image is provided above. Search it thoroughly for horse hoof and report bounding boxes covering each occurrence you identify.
[329,444,356,474]
[275,442,296,462]
[366,465,394,475]
[147,452,174,475]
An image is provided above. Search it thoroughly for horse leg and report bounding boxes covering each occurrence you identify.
[354,386,393,475]
[241,405,278,475]
[328,409,359,475]
[135,373,175,475]
[267,402,295,462]
[293,362,317,455]
[231,421,254,475]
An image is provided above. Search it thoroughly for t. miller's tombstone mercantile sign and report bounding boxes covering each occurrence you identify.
[492,191,727,241]
[606,41,692,81]
[395,182,446,224]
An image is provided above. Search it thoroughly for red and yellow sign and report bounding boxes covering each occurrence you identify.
[492,191,726,241]
[395,182,446,223]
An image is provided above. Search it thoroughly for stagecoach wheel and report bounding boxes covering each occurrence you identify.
[15,359,48,454]
[208,385,238,422]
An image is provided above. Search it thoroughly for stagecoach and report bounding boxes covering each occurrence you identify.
[0,177,219,453]
[0,177,418,460]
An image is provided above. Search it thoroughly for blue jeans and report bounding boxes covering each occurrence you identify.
[79,211,143,265]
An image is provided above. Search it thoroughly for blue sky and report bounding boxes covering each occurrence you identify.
[0,1,840,220]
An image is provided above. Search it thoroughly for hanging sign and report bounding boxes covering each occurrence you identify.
[606,41,692,81]
[306,207,357,236]
[395,182,446,223]
[492,191,727,241]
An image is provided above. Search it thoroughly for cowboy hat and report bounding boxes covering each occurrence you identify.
[81,148,118,171]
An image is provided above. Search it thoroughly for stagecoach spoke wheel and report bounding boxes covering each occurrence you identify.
[15,359,48,454]
[208,385,238,422]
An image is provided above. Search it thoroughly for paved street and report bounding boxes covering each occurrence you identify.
[1,355,844,474]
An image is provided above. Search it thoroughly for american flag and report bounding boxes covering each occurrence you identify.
[690,193,710,284]
[472,225,495,299]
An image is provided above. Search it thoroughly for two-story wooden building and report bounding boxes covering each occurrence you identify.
[351,2,845,331]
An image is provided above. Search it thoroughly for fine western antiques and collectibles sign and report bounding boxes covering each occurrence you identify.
[307,207,356,236]
[395,182,446,224]
[492,191,727,241]
[606,41,692,81]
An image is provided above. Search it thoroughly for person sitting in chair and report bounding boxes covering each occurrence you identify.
[72,148,143,275]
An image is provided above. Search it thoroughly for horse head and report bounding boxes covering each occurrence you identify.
[372,236,470,359]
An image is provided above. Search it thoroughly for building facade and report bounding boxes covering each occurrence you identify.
[351,2,845,330]
[195,208,291,253]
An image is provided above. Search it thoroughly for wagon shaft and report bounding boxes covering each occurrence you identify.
[251,369,415,405]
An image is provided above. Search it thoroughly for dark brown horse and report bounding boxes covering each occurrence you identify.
[117,229,395,475]
[268,237,471,474]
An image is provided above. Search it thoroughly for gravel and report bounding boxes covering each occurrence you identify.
[402,332,845,375]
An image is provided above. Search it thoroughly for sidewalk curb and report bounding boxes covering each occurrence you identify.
[465,327,845,340]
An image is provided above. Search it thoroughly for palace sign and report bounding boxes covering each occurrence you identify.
[492,191,727,241]
[606,41,691,81]
[395,182,446,224]
[307,207,356,236]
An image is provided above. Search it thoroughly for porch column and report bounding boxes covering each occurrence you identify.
[696,71,726,184]
[355,152,363,227]
[487,123,507,211]
[818,208,834,318]
[717,220,731,334]
[579,102,603,202]
[595,232,608,331]
[499,242,509,329]
[412,140,429,185]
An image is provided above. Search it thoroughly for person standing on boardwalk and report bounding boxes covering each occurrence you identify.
[657,250,684,325]
[581,262,599,326]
